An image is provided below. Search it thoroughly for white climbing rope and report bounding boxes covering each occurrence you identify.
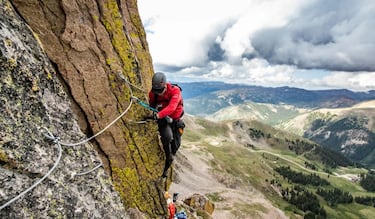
[75,162,103,176]
[58,97,133,147]
[57,73,147,146]
[0,73,147,210]
[0,128,62,210]
[117,72,146,93]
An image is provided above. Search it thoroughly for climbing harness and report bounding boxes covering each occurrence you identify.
[0,72,142,210]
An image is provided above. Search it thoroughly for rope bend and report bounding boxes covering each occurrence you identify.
[0,129,62,210]
[0,73,143,210]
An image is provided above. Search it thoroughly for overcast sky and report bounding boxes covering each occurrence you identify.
[138,0,375,91]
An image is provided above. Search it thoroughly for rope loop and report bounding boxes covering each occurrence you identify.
[53,137,60,144]
[1,71,143,211]
[118,72,146,93]
[40,127,57,141]
[0,130,63,211]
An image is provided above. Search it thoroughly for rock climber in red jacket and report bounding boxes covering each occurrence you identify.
[149,72,185,178]
[165,192,176,219]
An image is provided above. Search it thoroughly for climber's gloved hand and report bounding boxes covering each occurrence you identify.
[142,114,154,121]
[153,112,159,120]
[165,116,173,124]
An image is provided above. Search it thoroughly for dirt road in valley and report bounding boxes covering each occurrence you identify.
[169,142,288,219]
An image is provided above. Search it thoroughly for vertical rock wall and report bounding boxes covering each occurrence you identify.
[1,0,168,217]
[0,0,130,218]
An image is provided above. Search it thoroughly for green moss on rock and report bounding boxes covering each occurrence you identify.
[0,149,9,163]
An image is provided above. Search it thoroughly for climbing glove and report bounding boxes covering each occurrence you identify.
[153,112,158,120]
[142,114,155,121]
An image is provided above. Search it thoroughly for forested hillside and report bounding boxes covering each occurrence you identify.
[175,115,375,219]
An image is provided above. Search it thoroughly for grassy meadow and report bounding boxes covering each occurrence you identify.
[182,115,375,219]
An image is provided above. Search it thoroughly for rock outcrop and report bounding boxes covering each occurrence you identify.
[184,194,215,218]
[1,0,168,218]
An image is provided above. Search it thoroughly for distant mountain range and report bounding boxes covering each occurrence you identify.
[179,81,375,116]
[178,82,375,168]
[280,101,375,168]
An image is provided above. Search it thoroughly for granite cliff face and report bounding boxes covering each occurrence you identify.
[1,0,167,218]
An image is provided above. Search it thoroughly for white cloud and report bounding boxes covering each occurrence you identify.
[139,0,308,66]
[313,72,375,91]
[251,0,375,72]
[200,58,295,86]
[139,0,253,67]
[138,0,375,91]
[220,0,306,62]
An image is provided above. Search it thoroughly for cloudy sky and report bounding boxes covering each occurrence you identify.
[138,0,375,91]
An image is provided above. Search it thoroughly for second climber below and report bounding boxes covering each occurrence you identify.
[148,72,185,178]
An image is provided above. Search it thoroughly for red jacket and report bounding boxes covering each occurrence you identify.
[168,202,176,219]
[149,83,184,120]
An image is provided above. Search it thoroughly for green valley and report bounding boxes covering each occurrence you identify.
[174,115,375,218]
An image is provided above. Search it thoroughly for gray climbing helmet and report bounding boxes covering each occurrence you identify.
[152,72,166,94]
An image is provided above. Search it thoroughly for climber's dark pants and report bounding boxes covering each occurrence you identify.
[158,119,182,176]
